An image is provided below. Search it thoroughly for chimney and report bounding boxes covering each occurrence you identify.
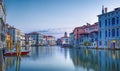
[105,7,107,13]
[87,23,90,26]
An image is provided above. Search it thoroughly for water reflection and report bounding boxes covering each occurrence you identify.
[15,57,21,71]
[5,56,21,71]
[30,46,56,60]
[0,49,5,71]
[69,49,120,71]
[3,46,120,71]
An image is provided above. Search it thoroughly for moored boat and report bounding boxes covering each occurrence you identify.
[4,50,30,56]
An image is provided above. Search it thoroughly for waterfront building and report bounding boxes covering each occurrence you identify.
[73,27,81,48]
[7,26,15,46]
[42,35,47,45]
[61,32,69,46]
[25,35,34,46]
[98,7,120,48]
[0,0,6,49]
[79,23,98,48]
[25,32,40,46]
[56,39,62,45]
[44,35,56,46]
[69,32,74,47]
[25,32,56,46]
[38,34,44,46]
[7,26,24,47]
[6,33,12,51]
[8,27,20,46]
[20,33,25,47]
[73,22,98,48]
[25,32,44,46]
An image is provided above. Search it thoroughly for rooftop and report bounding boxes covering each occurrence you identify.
[98,7,120,17]
[28,32,39,35]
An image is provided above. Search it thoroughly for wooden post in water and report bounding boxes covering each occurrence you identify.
[10,39,13,55]
[16,41,21,56]
[18,41,21,56]
[6,33,13,55]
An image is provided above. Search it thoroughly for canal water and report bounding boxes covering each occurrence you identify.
[1,46,120,71]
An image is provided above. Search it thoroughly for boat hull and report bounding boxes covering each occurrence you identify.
[4,51,29,56]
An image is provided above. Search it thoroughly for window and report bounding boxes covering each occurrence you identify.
[99,41,102,46]
[108,19,110,26]
[117,28,119,36]
[112,18,115,25]
[112,29,115,37]
[116,12,118,14]
[77,29,78,31]
[105,30,107,37]
[99,31,101,38]
[117,17,119,24]
[99,21,101,27]
[105,20,107,26]
[109,29,110,37]
[105,41,107,46]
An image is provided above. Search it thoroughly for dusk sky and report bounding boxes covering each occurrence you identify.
[5,0,120,33]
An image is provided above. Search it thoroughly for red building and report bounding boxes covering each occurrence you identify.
[73,22,98,48]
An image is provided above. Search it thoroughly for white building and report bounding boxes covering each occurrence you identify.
[25,35,34,46]
[20,33,25,47]
[25,32,44,46]
[61,32,69,45]
[45,36,56,46]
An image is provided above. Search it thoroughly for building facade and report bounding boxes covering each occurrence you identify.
[25,35,34,46]
[98,7,120,49]
[73,27,83,48]
[72,23,98,48]
[61,32,69,46]
[25,32,56,46]
[79,23,98,48]
[0,0,6,48]
[7,25,25,47]
[56,39,62,45]
[25,32,40,46]
[69,32,74,47]
[20,33,25,47]
[25,32,45,46]
[45,36,56,46]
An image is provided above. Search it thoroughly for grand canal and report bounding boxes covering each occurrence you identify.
[0,46,120,71]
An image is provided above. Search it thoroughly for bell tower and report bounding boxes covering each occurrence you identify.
[64,32,68,37]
